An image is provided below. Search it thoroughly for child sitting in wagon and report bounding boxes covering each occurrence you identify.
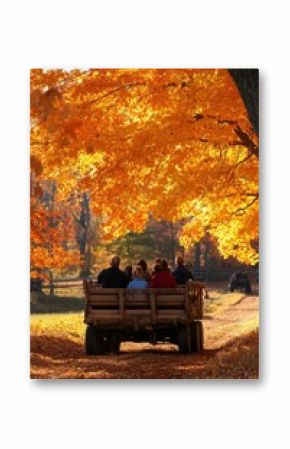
[127,266,149,289]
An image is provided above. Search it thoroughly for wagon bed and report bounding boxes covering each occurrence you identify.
[83,281,205,354]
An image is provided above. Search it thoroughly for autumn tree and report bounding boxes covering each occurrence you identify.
[30,68,259,267]
[103,217,183,268]
[31,167,80,284]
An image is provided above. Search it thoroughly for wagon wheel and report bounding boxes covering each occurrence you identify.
[85,325,99,355]
[110,335,121,353]
[177,325,192,354]
[85,325,111,355]
[191,321,204,352]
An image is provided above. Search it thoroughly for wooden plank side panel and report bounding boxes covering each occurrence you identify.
[125,303,150,309]
[88,310,120,317]
[150,291,156,324]
[126,291,150,307]
[86,287,122,294]
[188,283,205,319]
[84,283,205,324]
[85,309,120,325]
[157,310,187,320]
[156,295,185,307]
[125,310,151,316]
[87,294,119,305]
[119,289,125,321]
[147,288,186,295]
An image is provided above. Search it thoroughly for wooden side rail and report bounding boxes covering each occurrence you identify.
[83,281,205,325]
[188,281,205,319]
[84,283,188,307]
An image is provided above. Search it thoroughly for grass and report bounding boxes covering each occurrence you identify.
[31,312,84,343]
[204,290,246,314]
[31,291,85,314]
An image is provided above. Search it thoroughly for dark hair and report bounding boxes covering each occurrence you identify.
[160,259,169,271]
[138,259,147,272]
[176,255,184,266]
[153,264,161,274]
[111,255,121,267]
[124,265,133,282]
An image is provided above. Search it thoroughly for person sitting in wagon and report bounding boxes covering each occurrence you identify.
[124,265,133,283]
[151,258,161,279]
[97,256,128,288]
[150,259,176,288]
[172,256,193,285]
[151,262,161,279]
[137,259,151,282]
[127,266,149,289]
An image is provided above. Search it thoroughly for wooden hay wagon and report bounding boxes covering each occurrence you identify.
[83,280,205,355]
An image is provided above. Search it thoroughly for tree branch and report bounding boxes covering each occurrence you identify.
[86,82,146,106]
[231,195,258,215]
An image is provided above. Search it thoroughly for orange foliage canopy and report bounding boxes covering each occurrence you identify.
[31,69,259,265]
[30,176,79,278]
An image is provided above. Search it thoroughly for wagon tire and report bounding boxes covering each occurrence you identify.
[177,325,191,354]
[191,321,204,353]
[111,337,121,353]
[85,326,109,355]
[85,325,99,355]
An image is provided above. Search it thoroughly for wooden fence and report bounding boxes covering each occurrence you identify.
[31,268,258,292]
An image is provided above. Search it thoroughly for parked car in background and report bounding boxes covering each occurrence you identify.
[229,272,252,294]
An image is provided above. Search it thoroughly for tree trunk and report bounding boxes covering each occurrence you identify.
[79,192,91,279]
[228,69,259,135]
[49,270,54,296]
[194,242,201,272]
[170,222,176,268]
[204,235,209,282]
[126,234,131,265]
[48,182,56,295]
[62,210,68,250]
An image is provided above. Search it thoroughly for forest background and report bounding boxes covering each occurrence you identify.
[30,68,259,285]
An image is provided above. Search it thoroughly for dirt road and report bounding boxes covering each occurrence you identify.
[30,294,259,379]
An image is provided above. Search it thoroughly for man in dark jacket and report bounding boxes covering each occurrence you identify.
[172,256,193,285]
[97,256,128,288]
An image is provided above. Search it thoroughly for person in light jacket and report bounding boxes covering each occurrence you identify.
[127,266,149,289]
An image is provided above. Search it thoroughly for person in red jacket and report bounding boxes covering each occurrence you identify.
[150,259,177,288]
